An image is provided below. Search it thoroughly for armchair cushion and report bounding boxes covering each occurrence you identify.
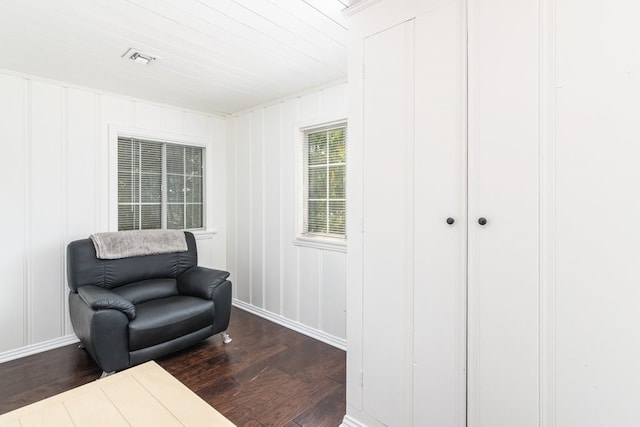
[128,296,213,351]
[177,267,230,300]
[77,285,136,320]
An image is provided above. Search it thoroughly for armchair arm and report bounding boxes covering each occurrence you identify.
[69,292,130,373]
[77,285,136,320]
[177,266,230,299]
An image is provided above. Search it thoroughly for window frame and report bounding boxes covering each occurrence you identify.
[294,117,347,252]
[108,125,209,233]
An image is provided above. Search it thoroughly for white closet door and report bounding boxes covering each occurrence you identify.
[361,21,414,426]
[413,1,467,426]
[361,1,466,424]
[467,0,540,425]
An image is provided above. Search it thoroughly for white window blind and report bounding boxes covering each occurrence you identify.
[117,137,204,231]
[301,122,347,239]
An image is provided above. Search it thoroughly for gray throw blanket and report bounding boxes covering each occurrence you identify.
[90,230,188,259]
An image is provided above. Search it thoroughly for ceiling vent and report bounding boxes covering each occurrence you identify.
[122,48,159,65]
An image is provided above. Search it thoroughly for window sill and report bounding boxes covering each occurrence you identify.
[190,229,217,239]
[294,236,347,253]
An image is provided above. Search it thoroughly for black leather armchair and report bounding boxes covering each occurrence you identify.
[66,231,232,375]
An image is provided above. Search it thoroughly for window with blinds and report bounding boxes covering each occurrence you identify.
[302,122,347,239]
[117,137,204,231]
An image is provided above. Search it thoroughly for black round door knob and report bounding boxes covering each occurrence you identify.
[446,217,455,225]
[478,217,488,226]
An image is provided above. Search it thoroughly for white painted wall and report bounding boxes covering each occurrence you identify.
[0,69,227,361]
[226,84,348,348]
[548,1,640,425]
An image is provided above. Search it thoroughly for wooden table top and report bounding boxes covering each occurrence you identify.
[0,361,235,426]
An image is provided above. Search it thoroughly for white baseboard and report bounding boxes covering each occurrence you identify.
[232,299,347,351]
[340,415,369,427]
[0,335,79,364]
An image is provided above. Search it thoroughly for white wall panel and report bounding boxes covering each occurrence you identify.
[250,110,264,307]
[553,1,640,425]
[234,114,252,302]
[280,98,300,321]
[133,102,163,130]
[209,116,227,270]
[66,88,98,241]
[29,81,65,344]
[0,70,226,360]
[0,74,27,352]
[298,247,321,329]
[161,107,184,135]
[64,88,98,336]
[195,235,214,269]
[183,112,211,139]
[321,250,346,338]
[100,95,133,232]
[225,119,237,298]
[227,83,347,344]
[263,103,282,314]
[298,91,321,119]
[101,96,134,127]
[320,85,347,117]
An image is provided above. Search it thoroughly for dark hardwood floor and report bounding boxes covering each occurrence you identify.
[0,307,346,426]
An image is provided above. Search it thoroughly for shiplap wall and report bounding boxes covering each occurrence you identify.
[0,70,227,360]
[226,83,347,347]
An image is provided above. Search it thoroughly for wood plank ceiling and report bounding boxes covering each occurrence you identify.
[0,0,351,115]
